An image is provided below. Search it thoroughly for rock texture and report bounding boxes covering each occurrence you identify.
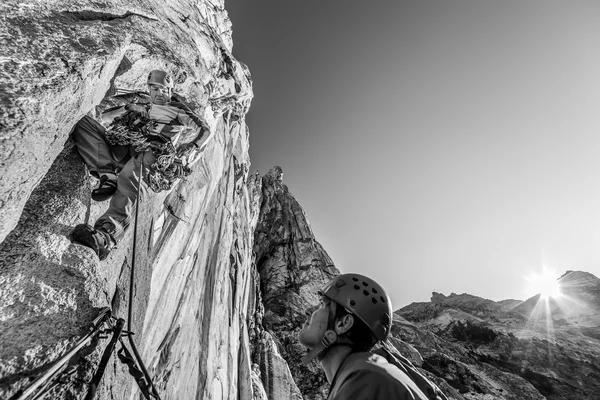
[249,168,453,400]
[0,1,266,399]
[248,171,600,400]
[250,167,339,400]
[395,271,600,399]
[3,2,599,400]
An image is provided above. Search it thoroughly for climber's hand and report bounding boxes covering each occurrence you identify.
[125,103,149,117]
[177,142,198,157]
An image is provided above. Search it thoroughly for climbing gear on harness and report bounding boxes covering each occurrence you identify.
[71,224,115,261]
[91,174,118,202]
[104,108,158,152]
[146,144,192,192]
[147,70,173,89]
[104,109,192,193]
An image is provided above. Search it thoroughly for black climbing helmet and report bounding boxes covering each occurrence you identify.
[320,273,393,341]
[301,273,393,365]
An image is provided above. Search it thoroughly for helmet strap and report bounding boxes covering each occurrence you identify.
[301,329,337,365]
[301,300,354,365]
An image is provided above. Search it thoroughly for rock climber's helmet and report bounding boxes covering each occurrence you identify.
[147,70,174,90]
[301,273,393,365]
[320,273,393,342]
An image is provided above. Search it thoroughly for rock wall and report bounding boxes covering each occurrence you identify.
[0,1,269,399]
[246,167,600,400]
[4,2,598,400]
[250,167,338,400]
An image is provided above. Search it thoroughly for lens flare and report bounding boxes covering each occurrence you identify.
[525,268,562,299]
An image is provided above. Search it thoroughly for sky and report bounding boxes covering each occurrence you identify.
[226,0,600,308]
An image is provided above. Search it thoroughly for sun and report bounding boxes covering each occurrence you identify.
[525,268,562,299]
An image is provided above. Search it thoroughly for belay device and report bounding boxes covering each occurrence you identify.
[104,108,192,193]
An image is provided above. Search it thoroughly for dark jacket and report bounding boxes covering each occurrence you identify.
[328,352,430,400]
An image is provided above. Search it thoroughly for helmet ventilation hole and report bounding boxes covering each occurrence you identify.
[372,288,378,294]
[350,300,356,306]
[362,281,369,287]
[352,277,359,282]
[354,285,360,290]
[380,296,386,303]
[372,297,378,304]
[363,290,369,296]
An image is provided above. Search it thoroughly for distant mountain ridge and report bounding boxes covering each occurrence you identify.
[393,270,600,399]
[247,167,600,399]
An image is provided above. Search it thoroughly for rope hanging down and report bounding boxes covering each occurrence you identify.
[16,159,161,400]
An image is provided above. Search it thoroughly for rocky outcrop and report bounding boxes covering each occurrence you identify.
[250,167,338,400]
[248,178,600,400]
[249,168,456,400]
[4,2,599,399]
[395,271,600,399]
[0,1,265,399]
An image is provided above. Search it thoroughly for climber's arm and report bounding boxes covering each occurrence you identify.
[100,105,127,125]
[176,105,212,151]
[100,103,148,125]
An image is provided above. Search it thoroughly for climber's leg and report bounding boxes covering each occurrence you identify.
[71,115,132,201]
[71,115,130,177]
[94,150,155,244]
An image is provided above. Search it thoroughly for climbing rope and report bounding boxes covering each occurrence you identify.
[16,163,161,400]
[121,160,161,399]
[104,108,191,193]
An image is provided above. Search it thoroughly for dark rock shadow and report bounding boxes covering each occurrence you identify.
[0,138,106,398]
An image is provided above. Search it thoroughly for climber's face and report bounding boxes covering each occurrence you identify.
[298,296,331,348]
[149,83,171,105]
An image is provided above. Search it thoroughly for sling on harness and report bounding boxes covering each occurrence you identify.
[104,108,192,193]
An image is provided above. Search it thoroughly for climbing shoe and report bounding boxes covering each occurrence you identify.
[91,174,117,202]
[71,224,115,261]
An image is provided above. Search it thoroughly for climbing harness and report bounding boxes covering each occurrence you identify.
[104,108,192,193]
[16,165,161,400]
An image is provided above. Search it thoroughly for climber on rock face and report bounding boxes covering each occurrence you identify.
[70,69,212,261]
[298,273,435,400]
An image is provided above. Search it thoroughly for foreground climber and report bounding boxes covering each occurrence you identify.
[299,273,447,400]
[71,69,211,260]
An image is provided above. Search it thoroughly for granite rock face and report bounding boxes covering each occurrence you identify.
[0,1,267,398]
[251,167,338,400]
[249,171,600,400]
[249,168,455,400]
[4,1,598,399]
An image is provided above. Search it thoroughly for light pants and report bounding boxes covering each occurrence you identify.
[71,116,155,242]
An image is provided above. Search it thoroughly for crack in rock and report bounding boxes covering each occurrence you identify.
[60,10,158,22]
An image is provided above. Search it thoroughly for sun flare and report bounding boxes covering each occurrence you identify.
[525,268,562,299]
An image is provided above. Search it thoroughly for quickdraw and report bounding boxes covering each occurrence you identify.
[105,109,192,193]
[146,143,192,193]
